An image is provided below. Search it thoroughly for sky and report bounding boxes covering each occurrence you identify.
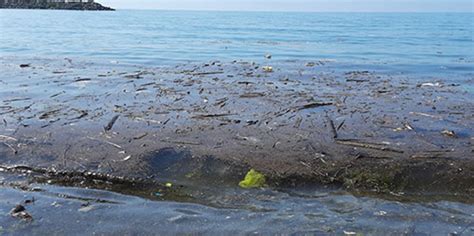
[99,0,474,12]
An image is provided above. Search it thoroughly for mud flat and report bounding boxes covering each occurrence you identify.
[0,58,473,201]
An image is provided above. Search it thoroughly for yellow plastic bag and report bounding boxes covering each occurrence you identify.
[239,169,266,189]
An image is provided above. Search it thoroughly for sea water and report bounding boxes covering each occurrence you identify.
[0,9,473,234]
[0,10,473,77]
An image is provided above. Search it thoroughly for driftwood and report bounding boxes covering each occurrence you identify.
[327,117,338,139]
[88,137,122,149]
[39,109,61,120]
[295,102,333,111]
[335,138,404,153]
[240,92,266,98]
[1,142,17,154]
[133,132,148,140]
[104,115,120,131]
[0,135,17,142]
[190,71,224,76]
[192,113,237,119]
[74,78,92,82]
[160,139,201,145]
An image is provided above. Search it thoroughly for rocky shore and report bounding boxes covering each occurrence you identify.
[0,58,473,201]
[0,1,114,11]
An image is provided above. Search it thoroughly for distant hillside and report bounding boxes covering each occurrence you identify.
[0,0,114,11]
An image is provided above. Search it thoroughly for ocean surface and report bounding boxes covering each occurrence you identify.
[0,10,473,78]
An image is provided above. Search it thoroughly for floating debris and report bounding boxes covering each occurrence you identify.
[374,210,387,216]
[262,66,273,72]
[133,132,148,140]
[336,139,404,153]
[441,129,456,138]
[74,78,92,82]
[39,109,61,120]
[104,115,120,131]
[418,82,442,87]
[192,113,237,119]
[327,116,338,139]
[240,92,266,98]
[10,204,33,221]
[10,204,25,214]
[239,169,266,189]
[78,205,95,213]
[343,231,357,236]
[0,135,17,142]
[190,71,224,76]
[1,142,17,154]
[295,102,333,111]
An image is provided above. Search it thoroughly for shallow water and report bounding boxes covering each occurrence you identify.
[1,61,472,234]
[1,10,474,234]
[1,171,473,235]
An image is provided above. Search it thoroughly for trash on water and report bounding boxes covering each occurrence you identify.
[262,66,273,73]
[239,169,266,189]
[441,129,456,138]
[418,82,442,87]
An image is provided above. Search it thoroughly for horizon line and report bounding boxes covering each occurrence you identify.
[110,8,474,13]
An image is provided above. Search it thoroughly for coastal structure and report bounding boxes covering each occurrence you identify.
[0,0,114,10]
[2,0,94,3]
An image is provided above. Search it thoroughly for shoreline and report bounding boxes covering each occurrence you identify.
[0,58,473,200]
[0,2,114,11]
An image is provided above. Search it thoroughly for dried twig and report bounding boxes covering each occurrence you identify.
[336,138,404,153]
[190,71,224,76]
[104,115,120,131]
[295,102,333,111]
[326,116,338,139]
[1,142,17,154]
[0,135,17,142]
[192,113,237,119]
[160,139,201,145]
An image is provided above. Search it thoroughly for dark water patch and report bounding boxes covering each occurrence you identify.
[1,171,473,235]
[142,148,249,185]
